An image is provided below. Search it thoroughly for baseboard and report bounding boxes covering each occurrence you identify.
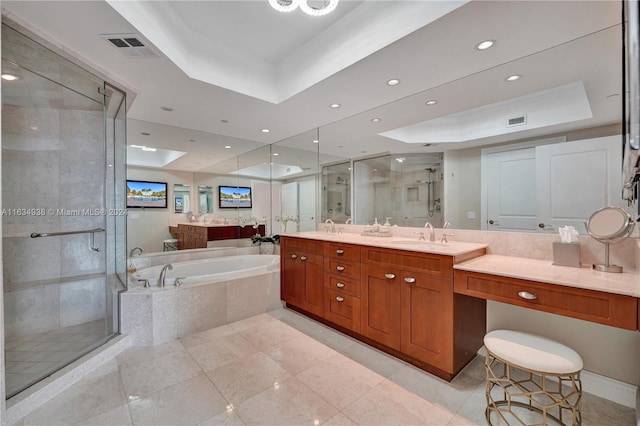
[581,370,638,409]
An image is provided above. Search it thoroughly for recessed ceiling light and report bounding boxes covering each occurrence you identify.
[425,100,438,106]
[312,139,319,144]
[395,157,406,163]
[221,119,229,123]
[261,128,270,133]
[386,79,401,86]
[475,40,495,50]
[29,126,38,131]
[224,145,231,149]
[505,74,522,82]
[1,73,18,81]
[330,103,341,109]
[141,147,157,152]
[371,118,381,123]
[160,106,173,112]
[272,153,279,156]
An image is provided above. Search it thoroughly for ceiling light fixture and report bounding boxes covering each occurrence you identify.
[330,103,341,109]
[141,147,157,152]
[386,79,400,86]
[1,73,18,81]
[224,145,232,149]
[261,128,270,133]
[425,100,438,105]
[371,118,381,123]
[475,40,495,50]
[312,139,319,144]
[505,74,521,82]
[270,0,339,16]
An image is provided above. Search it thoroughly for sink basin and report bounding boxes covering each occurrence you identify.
[390,240,449,248]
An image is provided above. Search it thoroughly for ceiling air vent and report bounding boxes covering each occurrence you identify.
[507,114,527,127]
[102,34,157,58]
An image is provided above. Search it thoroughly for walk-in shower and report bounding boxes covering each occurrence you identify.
[1,24,127,398]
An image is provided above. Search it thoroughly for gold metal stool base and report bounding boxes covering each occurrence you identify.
[485,350,582,426]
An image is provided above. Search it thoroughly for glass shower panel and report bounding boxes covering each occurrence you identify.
[2,28,114,399]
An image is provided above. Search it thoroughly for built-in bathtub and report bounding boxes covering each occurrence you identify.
[120,254,282,345]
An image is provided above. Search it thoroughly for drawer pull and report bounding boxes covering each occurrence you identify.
[336,282,345,288]
[518,291,538,300]
[336,249,345,255]
[336,296,345,302]
[385,273,396,279]
[300,256,307,261]
[291,254,298,259]
[336,265,345,271]
[404,277,416,284]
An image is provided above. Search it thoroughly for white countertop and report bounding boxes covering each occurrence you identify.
[282,231,488,257]
[454,254,640,298]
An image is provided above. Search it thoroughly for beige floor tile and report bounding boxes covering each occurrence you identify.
[296,353,384,410]
[74,404,133,426]
[116,339,185,369]
[120,349,202,399]
[342,379,456,425]
[180,324,237,349]
[23,371,127,426]
[340,341,406,378]
[580,392,636,426]
[323,412,359,425]
[452,381,493,425]
[238,320,308,352]
[198,409,246,426]
[235,377,339,425]
[206,352,291,405]
[128,374,228,425]
[187,333,259,371]
[263,333,337,374]
[228,313,277,332]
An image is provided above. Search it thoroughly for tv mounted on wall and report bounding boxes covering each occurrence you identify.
[219,185,252,208]
[126,180,168,208]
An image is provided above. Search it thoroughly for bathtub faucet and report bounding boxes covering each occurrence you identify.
[129,246,143,257]
[158,264,173,287]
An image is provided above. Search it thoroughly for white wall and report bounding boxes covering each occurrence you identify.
[444,148,482,230]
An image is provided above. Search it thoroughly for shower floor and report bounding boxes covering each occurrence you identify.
[4,320,107,398]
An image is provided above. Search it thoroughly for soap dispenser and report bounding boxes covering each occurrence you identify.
[372,218,380,232]
[381,217,391,234]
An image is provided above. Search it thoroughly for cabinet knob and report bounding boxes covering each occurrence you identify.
[336,282,345,288]
[300,256,307,261]
[336,265,345,271]
[518,291,538,300]
[336,249,345,255]
[291,254,298,259]
[385,273,396,279]
[404,277,416,284]
[336,296,345,302]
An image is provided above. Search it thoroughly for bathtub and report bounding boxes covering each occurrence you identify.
[121,254,282,346]
[132,254,280,287]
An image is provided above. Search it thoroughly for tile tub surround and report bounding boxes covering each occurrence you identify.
[120,269,281,345]
[11,309,636,426]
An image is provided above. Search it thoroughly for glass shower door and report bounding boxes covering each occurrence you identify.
[2,27,114,398]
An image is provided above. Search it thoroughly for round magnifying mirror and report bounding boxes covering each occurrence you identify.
[585,206,634,273]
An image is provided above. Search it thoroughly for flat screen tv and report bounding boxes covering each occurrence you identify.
[219,185,252,208]
[126,180,168,208]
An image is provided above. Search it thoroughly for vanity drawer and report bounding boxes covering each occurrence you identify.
[454,270,638,330]
[361,246,453,279]
[324,242,361,262]
[324,288,361,333]
[324,258,361,280]
[280,236,324,255]
[324,274,360,297]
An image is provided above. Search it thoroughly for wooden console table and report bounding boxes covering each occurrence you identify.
[174,223,266,250]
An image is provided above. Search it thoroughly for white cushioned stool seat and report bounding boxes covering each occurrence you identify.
[484,330,583,374]
[484,330,583,425]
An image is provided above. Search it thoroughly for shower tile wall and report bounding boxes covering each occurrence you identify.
[2,104,106,338]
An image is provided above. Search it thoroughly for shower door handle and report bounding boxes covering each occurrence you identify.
[488,220,500,225]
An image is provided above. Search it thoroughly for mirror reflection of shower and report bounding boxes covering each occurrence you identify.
[418,168,442,219]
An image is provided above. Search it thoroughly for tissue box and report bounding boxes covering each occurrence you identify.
[552,242,581,267]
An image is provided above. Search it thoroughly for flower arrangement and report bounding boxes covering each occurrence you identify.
[251,234,280,245]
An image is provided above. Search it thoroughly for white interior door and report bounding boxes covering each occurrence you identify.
[536,135,623,233]
[483,148,537,231]
[298,179,317,232]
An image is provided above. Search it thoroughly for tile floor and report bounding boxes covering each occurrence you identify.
[13,308,636,425]
[5,320,108,398]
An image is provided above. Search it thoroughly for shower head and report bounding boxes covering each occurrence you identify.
[425,168,437,173]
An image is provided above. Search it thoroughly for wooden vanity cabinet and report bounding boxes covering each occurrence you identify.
[323,242,362,332]
[280,237,324,317]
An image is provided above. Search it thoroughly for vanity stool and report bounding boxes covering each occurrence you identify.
[484,330,583,425]
[163,238,178,251]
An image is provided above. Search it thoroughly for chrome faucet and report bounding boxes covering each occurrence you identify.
[345,217,352,224]
[443,220,452,229]
[424,222,435,241]
[325,219,335,234]
[158,264,173,287]
[129,246,143,257]
[441,220,454,243]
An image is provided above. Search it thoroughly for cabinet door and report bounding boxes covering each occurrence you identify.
[401,271,453,371]
[324,288,360,333]
[281,248,304,307]
[301,252,324,316]
[361,264,401,350]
